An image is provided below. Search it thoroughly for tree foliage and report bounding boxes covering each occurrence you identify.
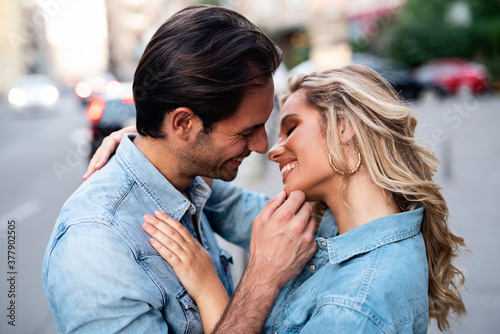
[373,0,500,80]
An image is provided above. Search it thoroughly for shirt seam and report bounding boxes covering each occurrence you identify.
[310,299,392,334]
[116,144,191,222]
[46,221,169,307]
[329,225,421,264]
[355,247,383,305]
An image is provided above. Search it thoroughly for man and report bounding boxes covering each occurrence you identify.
[43,5,316,333]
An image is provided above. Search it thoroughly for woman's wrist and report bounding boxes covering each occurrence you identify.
[195,279,229,334]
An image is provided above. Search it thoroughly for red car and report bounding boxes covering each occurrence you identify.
[413,58,490,95]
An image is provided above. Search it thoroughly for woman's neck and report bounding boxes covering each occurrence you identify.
[324,170,400,235]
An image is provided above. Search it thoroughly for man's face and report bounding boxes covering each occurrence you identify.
[183,78,275,181]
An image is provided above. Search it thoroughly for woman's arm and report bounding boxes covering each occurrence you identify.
[83,125,137,180]
[143,210,228,334]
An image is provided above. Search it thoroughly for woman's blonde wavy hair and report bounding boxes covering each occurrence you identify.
[282,64,466,331]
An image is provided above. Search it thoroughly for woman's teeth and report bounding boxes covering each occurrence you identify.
[281,162,297,176]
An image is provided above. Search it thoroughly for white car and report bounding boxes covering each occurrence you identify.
[8,74,60,112]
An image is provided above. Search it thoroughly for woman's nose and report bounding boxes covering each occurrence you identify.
[268,139,285,162]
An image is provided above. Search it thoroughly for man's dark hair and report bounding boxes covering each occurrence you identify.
[133,5,282,137]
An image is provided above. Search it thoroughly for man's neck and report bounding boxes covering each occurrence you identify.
[133,135,195,193]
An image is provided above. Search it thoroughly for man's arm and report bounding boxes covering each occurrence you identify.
[204,179,271,250]
[213,191,318,333]
[43,223,167,333]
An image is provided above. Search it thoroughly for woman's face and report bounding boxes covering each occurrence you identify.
[268,90,335,200]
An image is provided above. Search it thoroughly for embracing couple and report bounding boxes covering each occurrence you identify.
[43,5,466,334]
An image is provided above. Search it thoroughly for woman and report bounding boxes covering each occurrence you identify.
[87,64,466,333]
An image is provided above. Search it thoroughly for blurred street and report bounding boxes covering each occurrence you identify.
[0,92,88,334]
[0,92,499,333]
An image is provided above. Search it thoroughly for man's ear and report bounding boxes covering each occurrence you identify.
[337,118,356,144]
[169,107,202,140]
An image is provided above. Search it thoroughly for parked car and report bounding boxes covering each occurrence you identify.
[351,53,446,101]
[412,58,490,95]
[86,82,135,156]
[75,72,120,106]
[8,74,60,113]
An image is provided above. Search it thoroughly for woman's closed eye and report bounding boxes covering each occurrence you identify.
[286,125,296,137]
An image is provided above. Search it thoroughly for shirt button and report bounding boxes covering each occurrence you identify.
[309,264,316,271]
[320,241,327,247]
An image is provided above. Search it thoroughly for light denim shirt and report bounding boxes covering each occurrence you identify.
[264,207,429,334]
[42,134,266,334]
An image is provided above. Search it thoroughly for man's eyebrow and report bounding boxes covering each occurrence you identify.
[240,122,266,133]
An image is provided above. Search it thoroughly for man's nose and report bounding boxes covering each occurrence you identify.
[248,127,268,154]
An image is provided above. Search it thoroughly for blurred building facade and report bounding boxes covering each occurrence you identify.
[0,0,49,98]
[104,0,405,80]
[0,0,22,98]
[237,0,404,70]
[0,0,405,98]
[106,0,191,81]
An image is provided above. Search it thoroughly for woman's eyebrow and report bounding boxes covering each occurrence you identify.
[280,114,299,130]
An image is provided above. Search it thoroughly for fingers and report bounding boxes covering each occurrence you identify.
[282,191,307,214]
[83,136,118,180]
[143,215,187,263]
[149,237,182,265]
[143,211,199,264]
[293,200,314,231]
[153,210,195,243]
[117,125,137,136]
[83,126,136,180]
[256,191,286,223]
[260,190,307,227]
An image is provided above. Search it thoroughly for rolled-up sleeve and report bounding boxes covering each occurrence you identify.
[204,180,270,250]
[43,222,167,334]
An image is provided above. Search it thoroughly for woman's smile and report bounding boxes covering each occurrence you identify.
[280,160,298,181]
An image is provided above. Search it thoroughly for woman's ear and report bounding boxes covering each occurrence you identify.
[337,118,355,144]
[169,107,202,140]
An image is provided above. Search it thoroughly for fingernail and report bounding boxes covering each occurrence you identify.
[95,162,101,169]
[144,214,153,222]
[143,222,153,231]
[154,210,163,218]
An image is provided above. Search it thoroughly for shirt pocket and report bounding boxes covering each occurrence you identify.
[176,289,204,333]
[218,249,234,294]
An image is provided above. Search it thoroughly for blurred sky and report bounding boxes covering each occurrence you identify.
[44,0,108,79]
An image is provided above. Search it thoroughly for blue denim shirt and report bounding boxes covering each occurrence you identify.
[264,207,429,334]
[42,134,266,334]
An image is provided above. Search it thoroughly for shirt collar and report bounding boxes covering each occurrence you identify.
[320,207,424,264]
[115,134,212,222]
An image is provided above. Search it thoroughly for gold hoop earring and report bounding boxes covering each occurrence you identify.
[328,146,361,176]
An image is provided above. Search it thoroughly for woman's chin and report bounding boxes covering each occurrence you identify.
[284,184,310,199]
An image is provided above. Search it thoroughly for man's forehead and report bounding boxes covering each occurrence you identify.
[213,80,274,132]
